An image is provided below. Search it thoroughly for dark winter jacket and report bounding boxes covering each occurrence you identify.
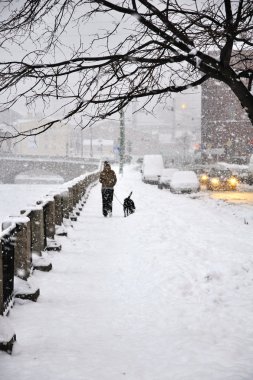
[99,164,117,189]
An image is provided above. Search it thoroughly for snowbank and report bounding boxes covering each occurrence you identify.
[1,166,253,380]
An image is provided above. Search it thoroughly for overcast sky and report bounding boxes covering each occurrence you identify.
[0,2,201,128]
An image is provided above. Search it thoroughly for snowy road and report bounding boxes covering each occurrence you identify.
[210,190,253,205]
[1,165,253,380]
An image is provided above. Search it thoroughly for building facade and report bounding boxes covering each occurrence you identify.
[13,118,70,157]
[201,58,253,164]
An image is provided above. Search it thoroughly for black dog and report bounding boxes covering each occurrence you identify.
[123,192,136,217]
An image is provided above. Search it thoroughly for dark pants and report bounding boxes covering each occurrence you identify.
[101,189,114,217]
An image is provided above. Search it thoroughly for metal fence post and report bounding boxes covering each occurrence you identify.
[1,230,15,315]
[13,218,31,280]
[29,206,46,254]
[44,199,56,240]
[54,194,63,226]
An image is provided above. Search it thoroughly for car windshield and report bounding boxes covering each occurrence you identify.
[209,169,232,177]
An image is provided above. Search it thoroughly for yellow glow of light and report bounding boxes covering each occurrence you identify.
[201,174,208,181]
[228,177,238,186]
[180,103,187,109]
[211,178,220,185]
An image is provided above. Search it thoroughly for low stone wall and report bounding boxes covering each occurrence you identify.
[0,170,99,353]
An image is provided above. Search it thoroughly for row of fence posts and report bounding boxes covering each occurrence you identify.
[0,170,99,354]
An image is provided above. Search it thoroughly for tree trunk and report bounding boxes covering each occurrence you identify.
[225,77,253,126]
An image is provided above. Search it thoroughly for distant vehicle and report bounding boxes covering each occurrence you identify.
[185,164,210,184]
[206,168,238,190]
[158,168,179,189]
[170,171,200,193]
[142,154,164,184]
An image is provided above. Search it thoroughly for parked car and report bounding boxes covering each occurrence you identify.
[206,168,238,190]
[185,165,210,186]
[158,168,179,189]
[170,171,200,193]
[141,154,164,184]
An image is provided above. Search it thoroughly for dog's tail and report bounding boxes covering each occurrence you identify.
[128,191,133,199]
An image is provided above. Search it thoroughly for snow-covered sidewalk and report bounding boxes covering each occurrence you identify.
[1,165,253,380]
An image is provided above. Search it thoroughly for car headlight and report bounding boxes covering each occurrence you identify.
[210,178,220,185]
[201,174,208,181]
[228,177,238,186]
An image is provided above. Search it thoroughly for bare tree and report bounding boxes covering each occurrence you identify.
[0,0,252,138]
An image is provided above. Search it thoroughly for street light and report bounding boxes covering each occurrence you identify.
[180,103,188,110]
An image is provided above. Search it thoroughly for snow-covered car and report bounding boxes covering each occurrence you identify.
[141,154,164,184]
[170,171,200,193]
[206,168,238,190]
[158,168,179,189]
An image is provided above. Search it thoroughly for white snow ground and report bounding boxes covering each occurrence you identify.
[1,165,253,380]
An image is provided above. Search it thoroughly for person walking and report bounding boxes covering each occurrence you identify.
[99,161,117,217]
